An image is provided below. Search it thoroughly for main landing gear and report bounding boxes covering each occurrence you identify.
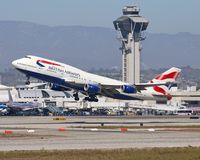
[73,92,98,102]
[73,92,79,101]
[84,95,98,102]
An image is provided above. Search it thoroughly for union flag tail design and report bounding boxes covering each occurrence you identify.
[146,67,181,100]
[151,67,181,83]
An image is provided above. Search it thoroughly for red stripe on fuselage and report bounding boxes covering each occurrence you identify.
[37,60,61,66]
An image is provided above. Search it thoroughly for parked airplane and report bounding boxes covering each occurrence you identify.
[12,55,181,102]
[6,89,39,111]
[0,84,39,111]
[0,103,8,115]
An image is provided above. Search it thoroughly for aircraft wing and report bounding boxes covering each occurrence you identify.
[64,78,168,92]
[134,82,169,92]
[64,79,143,100]
[0,85,12,90]
[64,78,86,85]
[24,83,47,89]
[98,82,169,94]
[101,87,120,96]
[64,78,121,88]
[64,78,121,96]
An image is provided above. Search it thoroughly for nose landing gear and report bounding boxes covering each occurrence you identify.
[25,76,30,85]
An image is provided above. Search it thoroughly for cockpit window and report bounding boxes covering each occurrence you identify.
[25,56,31,59]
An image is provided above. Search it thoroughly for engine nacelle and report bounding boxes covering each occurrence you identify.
[49,83,67,91]
[84,84,101,93]
[121,85,137,94]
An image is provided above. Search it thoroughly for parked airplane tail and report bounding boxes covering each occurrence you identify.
[0,86,14,105]
[7,90,13,104]
[146,67,181,100]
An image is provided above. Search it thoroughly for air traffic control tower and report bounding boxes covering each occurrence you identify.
[113,6,149,84]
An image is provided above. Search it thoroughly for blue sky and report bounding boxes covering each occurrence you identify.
[0,0,199,34]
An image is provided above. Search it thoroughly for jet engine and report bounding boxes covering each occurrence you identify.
[84,84,101,93]
[121,85,137,94]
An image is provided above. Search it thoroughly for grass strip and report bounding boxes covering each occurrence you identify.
[0,147,200,160]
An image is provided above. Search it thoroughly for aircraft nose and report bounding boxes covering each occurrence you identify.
[12,60,18,67]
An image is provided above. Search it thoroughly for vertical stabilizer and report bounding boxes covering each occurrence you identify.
[7,90,13,104]
[145,67,181,100]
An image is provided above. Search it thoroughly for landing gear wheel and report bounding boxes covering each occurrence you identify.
[94,98,98,102]
[75,97,79,101]
[73,92,79,101]
[25,81,30,85]
[84,95,98,102]
[25,76,30,85]
[84,97,90,101]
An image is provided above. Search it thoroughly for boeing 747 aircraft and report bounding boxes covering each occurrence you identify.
[12,55,181,102]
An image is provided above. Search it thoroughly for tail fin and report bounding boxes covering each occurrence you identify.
[150,67,181,83]
[7,90,13,104]
[146,67,181,100]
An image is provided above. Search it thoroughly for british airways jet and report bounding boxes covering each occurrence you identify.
[12,55,181,102]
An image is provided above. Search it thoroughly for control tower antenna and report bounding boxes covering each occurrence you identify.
[113,6,149,84]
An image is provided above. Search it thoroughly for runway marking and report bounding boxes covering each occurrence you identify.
[58,128,66,132]
[4,130,13,134]
[120,128,128,132]
[27,129,35,133]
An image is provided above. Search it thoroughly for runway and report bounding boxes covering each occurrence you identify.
[0,116,200,151]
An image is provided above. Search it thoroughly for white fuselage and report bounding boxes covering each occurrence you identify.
[12,55,165,101]
[12,55,125,86]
